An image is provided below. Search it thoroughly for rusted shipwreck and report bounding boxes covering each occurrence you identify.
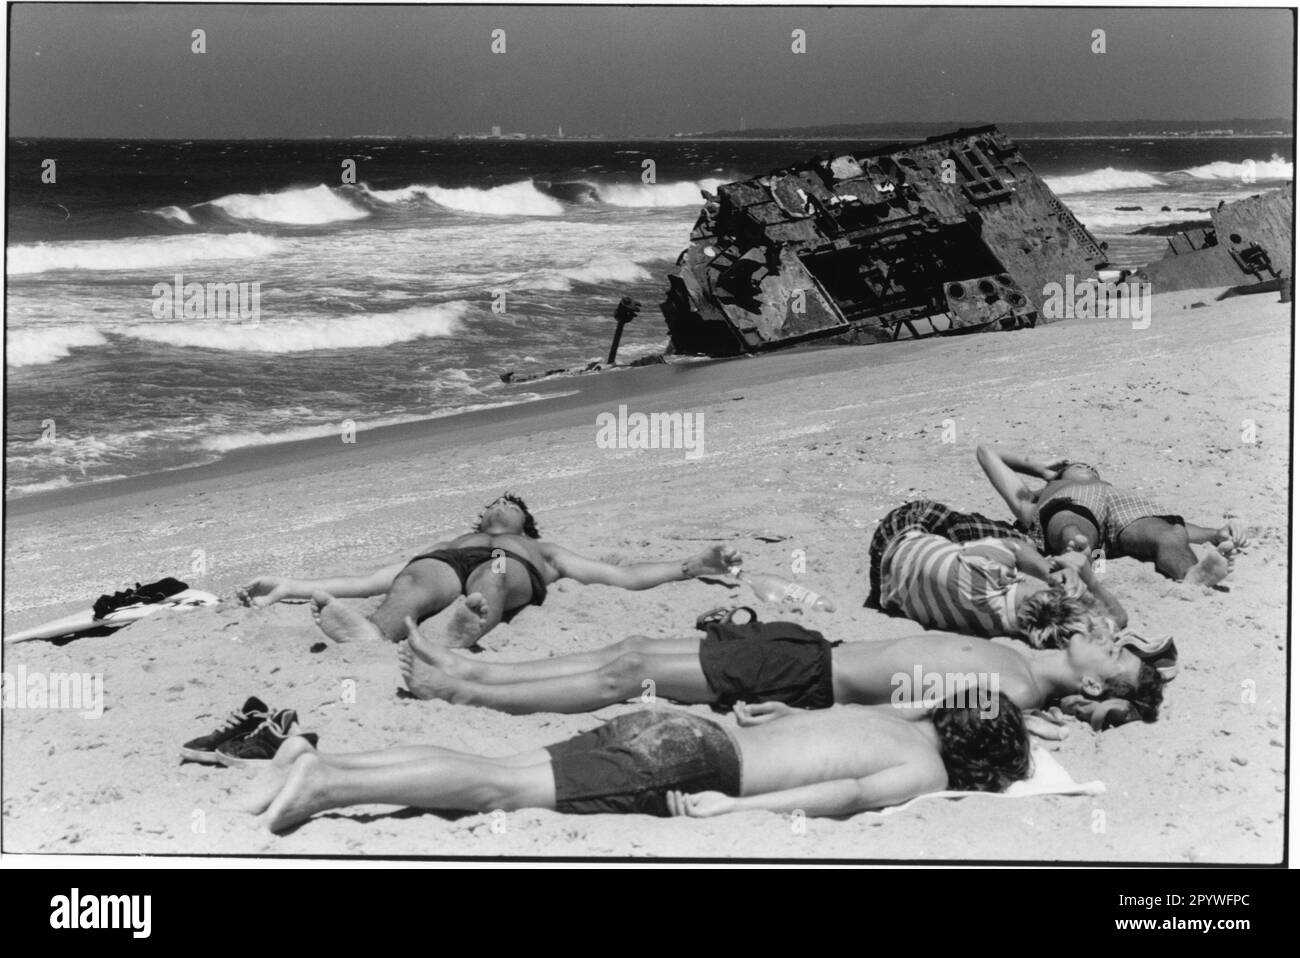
[661,125,1109,356]
[1135,188,1293,297]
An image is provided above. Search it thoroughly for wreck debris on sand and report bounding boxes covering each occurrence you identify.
[1135,188,1293,297]
[661,125,1109,357]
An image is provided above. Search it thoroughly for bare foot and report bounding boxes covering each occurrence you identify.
[399,616,473,702]
[311,592,382,643]
[397,618,475,678]
[441,593,492,649]
[1185,548,1232,587]
[261,753,331,833]
[229,735,318,814]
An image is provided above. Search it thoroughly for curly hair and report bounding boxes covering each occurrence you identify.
[475,493,540,539]
[932,693,1033,793]
[1015,589,1094,649]
[1100,661,1165,723]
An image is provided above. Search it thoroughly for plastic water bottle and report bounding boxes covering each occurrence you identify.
[736,571,836,612]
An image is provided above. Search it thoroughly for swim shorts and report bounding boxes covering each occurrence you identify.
[545,710,742,816]
[407,546,548,605]
[698,620,837,710]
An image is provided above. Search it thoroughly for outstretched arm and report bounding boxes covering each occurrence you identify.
[544,543,741,591]
[976,445,1057,526]
[238,547,435,607]
[667,762,944,818]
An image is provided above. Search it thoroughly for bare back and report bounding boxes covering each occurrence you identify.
[731,706,946,797]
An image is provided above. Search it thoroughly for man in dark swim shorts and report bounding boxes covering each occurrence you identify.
[239,493,741,648]
[397,609,1163,735]
[248,696,1033,832]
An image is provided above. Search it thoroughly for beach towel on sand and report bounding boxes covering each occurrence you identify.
[867,747,1104,817]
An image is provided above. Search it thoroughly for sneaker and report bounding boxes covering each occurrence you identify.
[180,696,270,764]
[215,709,317,767]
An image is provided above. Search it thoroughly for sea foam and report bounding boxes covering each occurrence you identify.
[7,324,109,367]
[7,233,284,275]
[114,302,468,353]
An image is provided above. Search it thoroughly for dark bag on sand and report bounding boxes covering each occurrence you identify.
[93,577,189,620]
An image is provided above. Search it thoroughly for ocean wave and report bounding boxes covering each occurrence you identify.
[362,180,564,216]
[203,184,371,224]
[7,324,109,367]
[1044,168,1167,194]
[7,232,285,275]
[1071,207,1211,233]
[114,302,469,353]
[520,257,654,291]
[1175,155,1293,181]
[537,180,601,204]
[148,205,199,226]
[590,178,728,207]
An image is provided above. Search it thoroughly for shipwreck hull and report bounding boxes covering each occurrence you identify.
[662,126,1108,356]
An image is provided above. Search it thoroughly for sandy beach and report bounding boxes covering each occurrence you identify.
[2,286,1289,862]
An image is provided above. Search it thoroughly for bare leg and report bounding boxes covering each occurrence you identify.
[412,633,704,685]
[1119,517,1230,585]
[402,629,715,714]
[261,750,557,833]
[366,559,467,642]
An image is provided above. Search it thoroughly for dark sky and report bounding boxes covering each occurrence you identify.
[9,4,1296,138]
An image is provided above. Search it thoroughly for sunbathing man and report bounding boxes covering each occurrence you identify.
[396,611,1163,730]
[976,444,1248,586]
[869,503,1128,646]
[236,695,1031,831]
[238,493,741,647]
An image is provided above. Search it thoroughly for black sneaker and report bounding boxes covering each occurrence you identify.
[215,709,317,767]
[180,696,270,764]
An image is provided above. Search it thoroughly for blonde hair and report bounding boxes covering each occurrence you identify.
[1016,591,1111,649]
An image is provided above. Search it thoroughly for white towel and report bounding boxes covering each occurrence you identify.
[869,747,1105,816]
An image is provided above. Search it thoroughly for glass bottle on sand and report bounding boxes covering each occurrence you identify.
[734,570,836,612]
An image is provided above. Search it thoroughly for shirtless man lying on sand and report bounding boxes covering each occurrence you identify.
[236,695,1031,832]
[238,493,741,648]
[396,609,1164,734]
[977,444,1249,586]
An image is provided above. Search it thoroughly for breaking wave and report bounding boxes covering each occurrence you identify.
[202,184,371,224]
[114,302,468,353]
[7,232,285,275]
[7,324,109,367]
[1046,156,1293,195]
[590,178,728,207]
[1175,155,1293,181]
[362,180,564,216]
[1045,168,1167,194]
[149,205,198,226]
